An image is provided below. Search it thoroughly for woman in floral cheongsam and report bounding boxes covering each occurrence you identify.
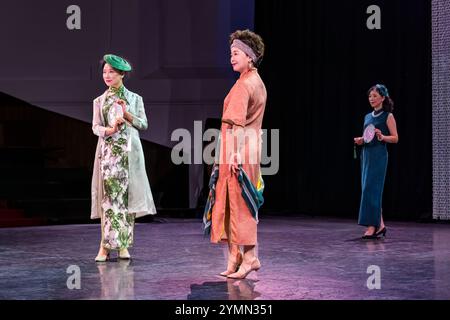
[91,54,156,262]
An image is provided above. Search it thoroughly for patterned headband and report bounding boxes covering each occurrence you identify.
[231,39,257,63]
[375,84,390,97]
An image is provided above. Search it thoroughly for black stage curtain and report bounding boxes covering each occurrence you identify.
[255,0,431,220]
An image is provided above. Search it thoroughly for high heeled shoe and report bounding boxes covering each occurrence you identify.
[227,258,261,279]
[362,231,378,239]
[362,225,380,239]
[118,248,131,259]
[220,254,243,277]
[95,252,110,262]
[375,227,387,237]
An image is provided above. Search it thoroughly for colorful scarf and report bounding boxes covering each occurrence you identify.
[203,164,264,236]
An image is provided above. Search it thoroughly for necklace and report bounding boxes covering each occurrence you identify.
[372,107,383,117]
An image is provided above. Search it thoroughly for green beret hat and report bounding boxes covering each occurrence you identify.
[103,54,132,72]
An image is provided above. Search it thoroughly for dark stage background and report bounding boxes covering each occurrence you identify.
[0,0,432,225]
[255,0,432,220]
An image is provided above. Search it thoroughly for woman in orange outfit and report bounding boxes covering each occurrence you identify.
[209,29,266,279]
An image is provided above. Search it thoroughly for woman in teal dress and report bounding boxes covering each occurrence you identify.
[354,84,398,239]
[91,54,157,261]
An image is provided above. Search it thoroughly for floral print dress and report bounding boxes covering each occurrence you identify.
[100,87,135,250]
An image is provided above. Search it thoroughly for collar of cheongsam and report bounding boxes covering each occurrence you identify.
[108,85,129,104]
[239,67,257,79]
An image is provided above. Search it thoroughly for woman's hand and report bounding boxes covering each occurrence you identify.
[117,99,127,114]
[354,137,364,146]
[107,117,125,135]
[375,129,384,141]
[229,152,242,174]
[117,99,133,122]
[115,117,125,128]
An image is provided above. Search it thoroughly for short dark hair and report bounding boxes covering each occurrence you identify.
[229,29,265,67]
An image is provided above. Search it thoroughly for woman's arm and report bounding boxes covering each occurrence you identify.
[92,99,107,137]
[229,124,246,174]
[124,96,148,130]
[222,82,250,173]
[354,137,364,145]
[92,98,120,137]
[376,113,399,143]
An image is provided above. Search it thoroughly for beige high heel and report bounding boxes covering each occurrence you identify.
[119,248,131,259]
[95,248,110,262]
[220,254,243,277]
[227,257,261,279]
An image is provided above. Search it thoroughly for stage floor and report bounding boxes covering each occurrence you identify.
[0,216,449,300]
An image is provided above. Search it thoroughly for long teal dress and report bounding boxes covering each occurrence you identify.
[358,110,390,227]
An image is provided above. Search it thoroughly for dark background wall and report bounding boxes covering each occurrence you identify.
[0,0,255,208]
[0,0,432,223]
[255,0,431,220]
